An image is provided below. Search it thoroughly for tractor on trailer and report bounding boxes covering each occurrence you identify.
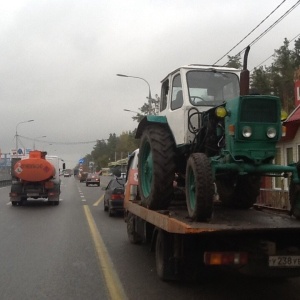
[121,46,300,280]
[135,46,300,221]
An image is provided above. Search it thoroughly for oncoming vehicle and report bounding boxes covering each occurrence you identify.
[103,177,125,216]
[86,173,100,186]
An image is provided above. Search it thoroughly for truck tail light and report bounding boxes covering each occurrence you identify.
[111,193,124,200]
[204,252,248,266]
[229,124,235,136]
[9,192,18,197]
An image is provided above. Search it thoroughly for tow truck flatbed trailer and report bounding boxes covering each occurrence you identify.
[124,200,300,281]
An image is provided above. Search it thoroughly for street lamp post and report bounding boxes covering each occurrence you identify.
[15,119,34,157]
[33,135,47,150]
[123,109,140,114]
[116,74,154,114]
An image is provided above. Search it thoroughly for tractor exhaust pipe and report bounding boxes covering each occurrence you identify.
[240,46,250,96]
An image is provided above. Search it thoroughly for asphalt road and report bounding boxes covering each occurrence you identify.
[1,176,300,300]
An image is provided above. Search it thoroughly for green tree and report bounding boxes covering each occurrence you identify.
[271,38,295,112]
[250,65,273,95]
[226,54,242,69]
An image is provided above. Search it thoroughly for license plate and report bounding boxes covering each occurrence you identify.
[269,256,300,267]
[27,193,39,197]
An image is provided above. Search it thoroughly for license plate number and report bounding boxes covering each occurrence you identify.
[27,193,39,197]
[269,256,300,267]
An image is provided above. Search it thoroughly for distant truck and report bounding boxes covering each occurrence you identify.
[9,150,63,206]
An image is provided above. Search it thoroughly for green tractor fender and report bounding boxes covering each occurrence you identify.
[135,115,169,139]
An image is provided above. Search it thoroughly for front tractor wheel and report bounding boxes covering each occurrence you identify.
[139,125,176,210]
[186,153,214,221]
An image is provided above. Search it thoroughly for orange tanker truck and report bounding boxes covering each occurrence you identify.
[10,150,63,206]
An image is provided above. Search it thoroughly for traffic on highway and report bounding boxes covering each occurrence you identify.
[1,175,300,300]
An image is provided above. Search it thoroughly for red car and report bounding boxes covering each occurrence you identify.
[86,173,100,187]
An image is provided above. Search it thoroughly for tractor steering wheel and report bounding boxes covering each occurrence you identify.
[190,96,206,104]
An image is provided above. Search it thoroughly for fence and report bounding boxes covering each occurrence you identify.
[256,188,290,211]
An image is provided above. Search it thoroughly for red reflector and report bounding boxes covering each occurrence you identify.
[48,192,58,196]
[204,252,248,266]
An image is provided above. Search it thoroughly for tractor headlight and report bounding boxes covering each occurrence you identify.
[267,127,276,138]
[242,126,252,138]
[215,107,227,118]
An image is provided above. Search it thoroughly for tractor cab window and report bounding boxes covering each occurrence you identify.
[171,74,183,110]
[186,70,239,106]
[160,79,169,112]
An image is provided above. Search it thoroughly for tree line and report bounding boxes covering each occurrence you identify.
[228,37,300,113]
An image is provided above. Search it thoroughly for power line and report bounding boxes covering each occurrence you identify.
[229,0,300,66]
[247,1,300,48]
[18,135,98,145]
[213,0,287,65]
[252,32,300,70]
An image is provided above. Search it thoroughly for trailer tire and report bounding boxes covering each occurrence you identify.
[156,230,179,281]
[289,182,300,219]
[127,213,142,244]
[186,153,214,221]
[139,125,175,210]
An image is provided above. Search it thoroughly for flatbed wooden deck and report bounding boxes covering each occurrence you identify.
[126,201,300,234]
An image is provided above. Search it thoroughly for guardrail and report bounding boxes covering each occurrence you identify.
[0,179,11,187]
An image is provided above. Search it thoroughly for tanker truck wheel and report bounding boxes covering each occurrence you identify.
[139,125,175,210]
[186,153,214,221]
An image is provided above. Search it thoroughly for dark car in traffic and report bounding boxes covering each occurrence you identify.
[103,177,125,216]
[86,173,100,186]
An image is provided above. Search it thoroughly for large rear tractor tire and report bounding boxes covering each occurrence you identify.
[186,153,214,221]
[138,125,176,210]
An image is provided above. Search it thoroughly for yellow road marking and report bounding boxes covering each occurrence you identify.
[83,205,127,300]
[93,194,104,206]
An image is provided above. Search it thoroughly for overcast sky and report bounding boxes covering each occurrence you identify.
[1,0,299,167]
